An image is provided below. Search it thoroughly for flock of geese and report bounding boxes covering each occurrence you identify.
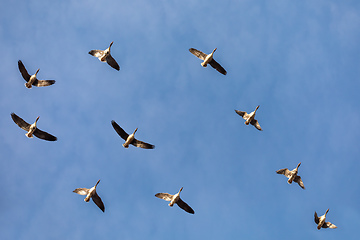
[11,42,337,229]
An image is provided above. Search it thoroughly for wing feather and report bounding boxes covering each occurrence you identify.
[92,192,105,212]
[111,120,129,140]
[106,54,120,71]
[323,222,337,229]
[276,168,291,177]
[250,119,262,131]
[132,139,155,149]
[18,60,31,81]
[189,48,207,60]
[294,176,305,189]
[33,128,57,141]
[176,198,195,214]
[11,113,30,131]
[73,188,90,196]
[209,59,227,75]
[155,193,173,201]
[314,212,319,224]
[89,50,105,59]
[33,80,56,87]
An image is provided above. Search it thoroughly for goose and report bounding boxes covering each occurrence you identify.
[155,187,194,214]
[189,48,227,75]
[276,162,305,189]
[111,120,154,149]
[73,179,105,212]
[314,209,337,230]
[235,105,262,131]
[89,41,120,71]
[11,113,57,141]
[18,60,55,88]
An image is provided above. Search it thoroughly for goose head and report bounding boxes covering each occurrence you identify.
[255,105,260,112]
[95,179,101,188]
[109,41,114,48]
[325,208,329,215]
[296,162,301,169]
[34,116,40,126]
[179,187,183,193]
[35,69,40,76]
[133,128,138,134]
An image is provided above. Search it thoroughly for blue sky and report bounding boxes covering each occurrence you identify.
[1,0,359,239]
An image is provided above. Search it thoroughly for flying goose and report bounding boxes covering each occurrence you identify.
[89,41,120,71]
[73,179,105,212]
[18,60,55,88]
[111,120,155,149]
[314,209,337,230]
[276,162,305,189]
[11,113,57,141]
[189,48,227,75]
[155,187,195,214]
[235,105,262,131]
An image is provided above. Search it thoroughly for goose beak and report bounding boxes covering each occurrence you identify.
[213,48,217,52]
[35,69,40,75]
[109,41,114,47]
[134,128,138,134]
[179,187,183,192]
[297,162,301,168]
[35,116,40,122]
[326,208,329,214]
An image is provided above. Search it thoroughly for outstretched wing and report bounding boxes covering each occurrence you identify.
[209,59,227,75]
[155,193,173,201]
[176,198,195,214]
[89,50,105,60]
[189,48,207,60]
[314,211,319,224]
[323,221,337,229]
[106,54,120,71]
[276,168,291,178]
[294,176,305,189]
[18,60,31,82]
[250,119,262,131]
[235,110,250,120]
[33,129,57,141]
[132,139,155,149]
[73,188,90,196]
[11,113,30,131]
[33,80,56,87]
[92,192,105,212]
[111,120,129,140]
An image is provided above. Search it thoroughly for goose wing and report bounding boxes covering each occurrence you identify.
[18,60,31,82]
[33,129,57,141]
[33,79,56,87]
[89,50,105,59]
[323,221,337,229]
[155,193,173,201]
[92,192,105,212]
[73,188,90,196]
[189,48,207,60]
[294,175,305,189]
[132,139,155,149]
[176,198,195,214]
[276,168,291,177]
[209,59,227,75]
[235,110,250,120]
[106,54,120,71]
[314,211,319,224]
[111,120,129,140]
[250,119,262,131]
[11,113,31,131]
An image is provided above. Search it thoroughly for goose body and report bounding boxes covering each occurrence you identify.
[89,41,120,71]
[73,179,105,212]
[155,187,195,214]
[11,113,57,141]
[314,209,337,230]
[235,105,262,131]
[111,120,154,149]
[276,162,305,189]
[189,48,227,75]
[18,60,55,88]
